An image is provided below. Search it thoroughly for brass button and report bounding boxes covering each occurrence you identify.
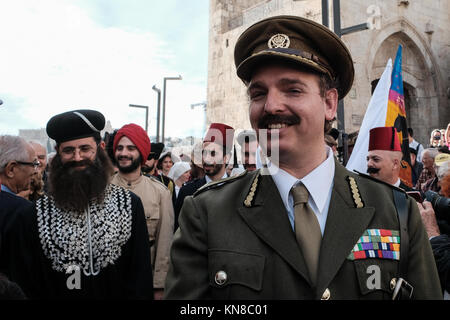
[215,270,227,286]
[390,278,397,291]
[321,288,331,300]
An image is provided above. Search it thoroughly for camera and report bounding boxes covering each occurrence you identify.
[425,190,450,222]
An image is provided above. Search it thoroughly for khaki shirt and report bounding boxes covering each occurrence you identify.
[111,173,174,289]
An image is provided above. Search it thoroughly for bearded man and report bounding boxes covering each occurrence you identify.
[12,109,153,299]
[110,123,174,300]
[236,130,258,172]
[173,123,234,231]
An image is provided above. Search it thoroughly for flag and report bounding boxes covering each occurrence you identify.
[386,45,412,187]
[346,59,392,173]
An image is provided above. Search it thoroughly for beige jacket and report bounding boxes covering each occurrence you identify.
[111,173,174,289]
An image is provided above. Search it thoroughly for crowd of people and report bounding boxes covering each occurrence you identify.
[1,14,449,301]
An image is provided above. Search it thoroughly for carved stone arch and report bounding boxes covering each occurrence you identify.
[366,18,443,145]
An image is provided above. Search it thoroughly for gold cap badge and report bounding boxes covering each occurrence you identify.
[268,33,290,49]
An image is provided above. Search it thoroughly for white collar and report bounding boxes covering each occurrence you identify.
[268,146,335,213]
[393,178,401,187]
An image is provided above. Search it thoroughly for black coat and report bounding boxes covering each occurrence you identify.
[4,187,154,299]
[430,234,450,293]
[0,192,34,277]
[174,177,206,232]
[0,192,35,298]
[412,161,423,186]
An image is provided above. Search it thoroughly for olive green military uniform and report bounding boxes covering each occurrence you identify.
[164,160,442,299]
[164,15,442,300]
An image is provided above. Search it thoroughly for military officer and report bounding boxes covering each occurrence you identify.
[164,15,442,299]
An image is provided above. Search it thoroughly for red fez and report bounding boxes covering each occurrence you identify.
[203,123,235,153]
[113,123,151,165]
[368,127,402,152]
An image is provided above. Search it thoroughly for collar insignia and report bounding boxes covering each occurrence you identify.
[348,176,364,208]
[244,173,260,207]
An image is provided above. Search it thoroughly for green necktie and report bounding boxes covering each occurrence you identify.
[291,184,322,285]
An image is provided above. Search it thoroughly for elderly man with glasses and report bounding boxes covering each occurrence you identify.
[0,135,38,296]
[0,135,38,196]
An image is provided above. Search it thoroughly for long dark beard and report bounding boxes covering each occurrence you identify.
[48,147,114,212]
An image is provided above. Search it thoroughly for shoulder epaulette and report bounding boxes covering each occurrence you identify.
[353,170,406,194]
[193,171,248,197]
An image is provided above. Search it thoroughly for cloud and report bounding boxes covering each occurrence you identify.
[0,0,207,139]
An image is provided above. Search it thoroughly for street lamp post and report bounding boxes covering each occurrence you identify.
[162,75,182,144]
[321,0,369,165]
[129,104,149,133]
[152,85,161,142]
[191,101,207,136]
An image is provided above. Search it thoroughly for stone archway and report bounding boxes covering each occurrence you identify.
[367,19,442,146]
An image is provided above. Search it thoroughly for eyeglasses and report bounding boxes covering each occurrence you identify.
[60,145,96,159]
[16,160,40,170]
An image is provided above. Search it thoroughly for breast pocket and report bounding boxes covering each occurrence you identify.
[353,259,398,299]
[208,249,265,299]
[144,199,161,241]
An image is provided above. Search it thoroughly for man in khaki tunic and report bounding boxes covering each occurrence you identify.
[111,123,174,300]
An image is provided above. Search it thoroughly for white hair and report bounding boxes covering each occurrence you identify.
[422,148,439,160]
[436,161,450,180]
[28,140,46,151]
[0,135,31,173]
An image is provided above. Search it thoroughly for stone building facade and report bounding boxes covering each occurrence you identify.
[207,0,450,146]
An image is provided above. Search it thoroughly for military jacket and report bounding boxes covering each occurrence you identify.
[164,160,442,300]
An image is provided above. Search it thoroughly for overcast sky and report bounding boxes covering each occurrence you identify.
[0,0,209,139]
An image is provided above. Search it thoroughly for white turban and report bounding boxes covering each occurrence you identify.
[168,161,191,182]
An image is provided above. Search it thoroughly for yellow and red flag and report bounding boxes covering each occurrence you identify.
[386,45,412,187]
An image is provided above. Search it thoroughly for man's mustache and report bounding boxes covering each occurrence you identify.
[118,156,133,161]
[63,159,94,169]
[203,163,216,167]
[257,114,300,128]
[367,167,380,174]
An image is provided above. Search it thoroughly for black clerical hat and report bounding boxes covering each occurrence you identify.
[46,109,105,143]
